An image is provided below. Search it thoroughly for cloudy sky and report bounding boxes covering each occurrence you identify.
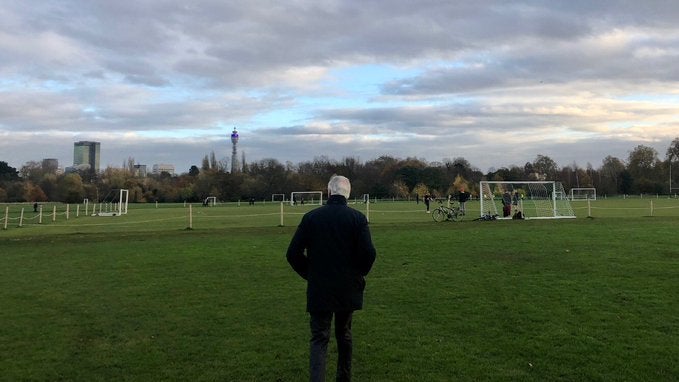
[1,1,678,174]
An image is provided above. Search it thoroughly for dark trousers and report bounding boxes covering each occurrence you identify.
[310,311,353,382]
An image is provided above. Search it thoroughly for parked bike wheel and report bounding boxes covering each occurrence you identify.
[432,208,447,222]
[449,209,461,222]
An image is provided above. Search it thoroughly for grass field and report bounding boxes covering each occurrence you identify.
[1,200,678,381]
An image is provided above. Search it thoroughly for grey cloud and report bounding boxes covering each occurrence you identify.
[104,60,169,87]
[2,0,679,174]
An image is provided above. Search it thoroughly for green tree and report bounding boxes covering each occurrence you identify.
[39,174,59,201]
[532,154,559,180]
[599,156,626,195]
[627,145,661,193]
[58,173,85,203]
[5,182,24,202]
[396,166,422,190]
[247,159,290,199]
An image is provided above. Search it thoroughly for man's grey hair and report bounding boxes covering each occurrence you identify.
[328,175,351,198]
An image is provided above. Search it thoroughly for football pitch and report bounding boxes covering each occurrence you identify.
[1,199,678,381]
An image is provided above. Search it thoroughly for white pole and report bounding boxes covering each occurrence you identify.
[85,202,88,216]
[188,204,193,229]
[552,181,557,218]
[52,205,57,222]
[280,202,284,227]
[3,206,8,230]
[123,189,129,214]
[76,204,80,217]
[19,208,24,227]
[66,204,70,220]
[587,198,591,218]
[366,199,370,223]
[650,200,654,217]
[156,201,158,209]
[479,182,484,217]
[39,205,43,224]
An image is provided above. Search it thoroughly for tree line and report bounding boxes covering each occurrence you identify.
[1,138,678,204]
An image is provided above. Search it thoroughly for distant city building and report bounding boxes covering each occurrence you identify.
[230,128,239,173]
[133,164,147,177]
[152,163,175,175]
[42,158,59,174]
[73,141,100,172]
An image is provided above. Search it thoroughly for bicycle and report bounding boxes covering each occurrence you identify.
[432,201,464,222]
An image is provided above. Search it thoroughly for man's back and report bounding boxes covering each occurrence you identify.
[287,194,376,312]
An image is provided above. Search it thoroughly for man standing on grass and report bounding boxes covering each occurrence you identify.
[457,187,470,215]
[286,175,377,382]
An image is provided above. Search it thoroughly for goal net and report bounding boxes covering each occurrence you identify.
[271,193,286,202]
[290,191,323,206]
[96,189,129,216]
[570,187,597,201]
[479,181,575,219]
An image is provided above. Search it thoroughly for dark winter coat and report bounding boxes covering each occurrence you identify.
[286,195,377,312]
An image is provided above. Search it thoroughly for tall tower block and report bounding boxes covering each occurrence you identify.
[230,128,239,173]
[73,141,101,172]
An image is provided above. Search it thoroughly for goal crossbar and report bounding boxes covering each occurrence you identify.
[570,187,597,201]
[290,191,323,206]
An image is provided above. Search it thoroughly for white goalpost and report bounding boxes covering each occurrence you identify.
[272,193,286,202]
[290,191,323,206]
[95,189,129,216]
[570,187,597,201]
[204,196,217,206]
[479,181,575,219]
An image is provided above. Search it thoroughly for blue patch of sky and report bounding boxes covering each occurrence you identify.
[243,65,414,129]
[616,94,679,103]
[250,108,309,128]
[328,64,421,96]
[0,77,73,92]
[250,63,479,131]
